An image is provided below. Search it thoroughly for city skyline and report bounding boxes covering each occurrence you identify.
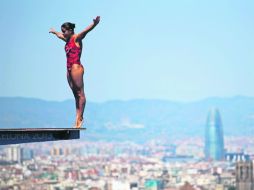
[0,136,253,189]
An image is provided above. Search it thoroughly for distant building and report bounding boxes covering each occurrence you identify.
[162,155,194,163]
[130,182,138,190]
[50,146,63,156]
[108,180,129,190]
[204,108,225,161]
[5,145,21,164]
[236,161,254,190]
[21,147,34,162]
[145,179,163,190]
[225,153,250,162]
[179,182,196,190]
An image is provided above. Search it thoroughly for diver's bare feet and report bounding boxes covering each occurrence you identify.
[75,117,84,128]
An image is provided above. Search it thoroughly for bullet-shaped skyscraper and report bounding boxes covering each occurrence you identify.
[205,108,225,161]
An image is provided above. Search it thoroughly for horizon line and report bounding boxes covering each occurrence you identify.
[0,95,253,104]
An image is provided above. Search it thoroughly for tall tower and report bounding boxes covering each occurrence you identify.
[204,108,225,161]
[236,161,253,190]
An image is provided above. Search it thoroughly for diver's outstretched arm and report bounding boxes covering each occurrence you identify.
[49,28,66,42]
[76,16,100,41]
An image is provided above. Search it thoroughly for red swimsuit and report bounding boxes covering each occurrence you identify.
[65,36,82,71]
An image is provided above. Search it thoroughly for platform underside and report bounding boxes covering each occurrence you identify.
[0,128,86,145]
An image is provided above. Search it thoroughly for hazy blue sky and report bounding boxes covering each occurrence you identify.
[1,0,254,102]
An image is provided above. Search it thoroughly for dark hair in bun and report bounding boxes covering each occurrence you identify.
[61,22,75,31]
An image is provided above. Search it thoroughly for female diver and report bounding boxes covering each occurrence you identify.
[49,16,100,128]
